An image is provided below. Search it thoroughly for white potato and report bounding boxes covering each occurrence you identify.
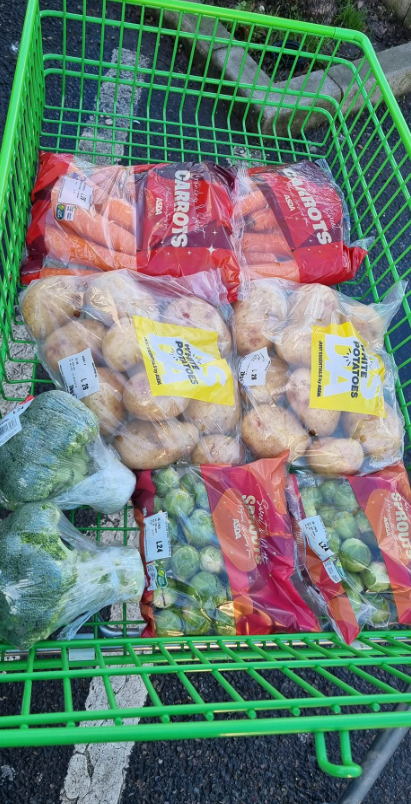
[43,319,106,374]
[241,404,311,462]
[82,367,126,436]
[191,434,245,465]
[341,404,403,459]
[341,301,385,346]
[114,419,199,470]
[83,272,158,326]
[102,317,142,372]
[306,437,364,475]
[289,284,339,326]
[241,356,289,405]
[20,275,83,339]
[123,367,189,421]
[233,280,288,356]
[274,324,312,367]
[286,367,340,436]
[186,382,241,435]
[163,297,232,356]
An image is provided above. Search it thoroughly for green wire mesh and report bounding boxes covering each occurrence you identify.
[2,0,411,762]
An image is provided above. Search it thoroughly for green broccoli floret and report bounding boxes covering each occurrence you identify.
[0,502,145,650]
[0,391,99,506]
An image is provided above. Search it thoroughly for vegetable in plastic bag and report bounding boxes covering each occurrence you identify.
[20,269,243,468]
[22,152,245,302]
[0,391,135,513]
[235,160,368,284]
[237,277,405,474]
[135,456,320,638]
[287,465,411,644]
[0,502,145,650]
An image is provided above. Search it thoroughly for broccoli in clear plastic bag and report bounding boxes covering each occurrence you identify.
[0,391,136,514]
[0,502,145,650]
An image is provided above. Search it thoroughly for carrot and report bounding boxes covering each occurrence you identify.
[95,195,136,236]
[51,183,137,254]
[237,187,267,218]
[246,260,300,282]
[44,225,137,272]
[245,206,279,234]
[242,232,291,257]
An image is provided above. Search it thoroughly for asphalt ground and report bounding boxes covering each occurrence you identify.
[2,2,411,804]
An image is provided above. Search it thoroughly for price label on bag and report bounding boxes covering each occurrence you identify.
[239,348,271,387]
[144,512,171,563]
[58,176,93,210]
[0,397,34,447]
[300,515,334,561]
[58,348,100,400]
[323,558,342,584]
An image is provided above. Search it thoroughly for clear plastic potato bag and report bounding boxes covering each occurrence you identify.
[0,391,136,514]
[23,152,244,301]
[287,466,411,644]
[235,160,368,284]
[19,269,243,468]
[0,501,145,650]
[235,277,405,475]
[134,456,320,638]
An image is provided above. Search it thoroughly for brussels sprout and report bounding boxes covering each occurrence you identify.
[333,511,359,541]
[213,609,236,636]
[327,528,341,554]
[317,505,336,527]
[368,594,390,625]
[342,570,364,595]
[194,482,210,511]
[153,495,163,514]
[334,483,359,513]
[182,508,217,548]
[200,545,225,574]
[180,607,211,636]
[153,466,180,497]
[171,545,200,581]
[164,488,195,518]
[190,572,227,607]
[154,608,184,637]
[355,510,373,536]
[362,561,390,593]
[320,479,340,504]
[180,472,197,495]
[300,486,322,517]
[168,516,181,545]
[345,588,362,615]
[340,538,372,573]
[153,581,179,609]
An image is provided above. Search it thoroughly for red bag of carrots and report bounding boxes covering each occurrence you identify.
[23,153,244,302]
[236,160,368,285]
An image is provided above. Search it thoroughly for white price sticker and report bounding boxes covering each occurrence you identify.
[239,348,271,387]
[323,558,342,584]
[58,176,93,210]
[144,512,171,563]
[0,397,34,447]
[58,348,100,400]
[64,204,76,221]
[300,515,334,561]
[146,562,158,591]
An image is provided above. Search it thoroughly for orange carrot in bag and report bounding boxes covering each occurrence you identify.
[245,206,279,233]
[51,184,137,255]
[44,225,137,272]
[237,187,267,217]
[246,260,300,281]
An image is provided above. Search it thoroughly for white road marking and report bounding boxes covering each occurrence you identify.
[60,511,148,804]
[78,48,149,164]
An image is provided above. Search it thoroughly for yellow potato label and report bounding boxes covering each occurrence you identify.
[134,316,234,405]
[310,322,386,417]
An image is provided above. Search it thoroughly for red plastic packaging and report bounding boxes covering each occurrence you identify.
[134,456,320,638]
[236,160,368,285]
[23,153,243,301]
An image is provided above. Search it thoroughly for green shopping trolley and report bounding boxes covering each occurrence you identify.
[2,0,411,786]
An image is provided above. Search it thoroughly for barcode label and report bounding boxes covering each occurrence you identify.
[239,348,271,387]
[58,348,100,400]
[58,176,93,210]
[0,397,34,447]
[323,558,342,584]
[144,512,171,563]
[300,515,334,561]
[0,415,21,446]
[64,204,76,221]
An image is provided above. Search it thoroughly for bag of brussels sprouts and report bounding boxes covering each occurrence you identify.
[134,457,320,638]
[287,464,411,644]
